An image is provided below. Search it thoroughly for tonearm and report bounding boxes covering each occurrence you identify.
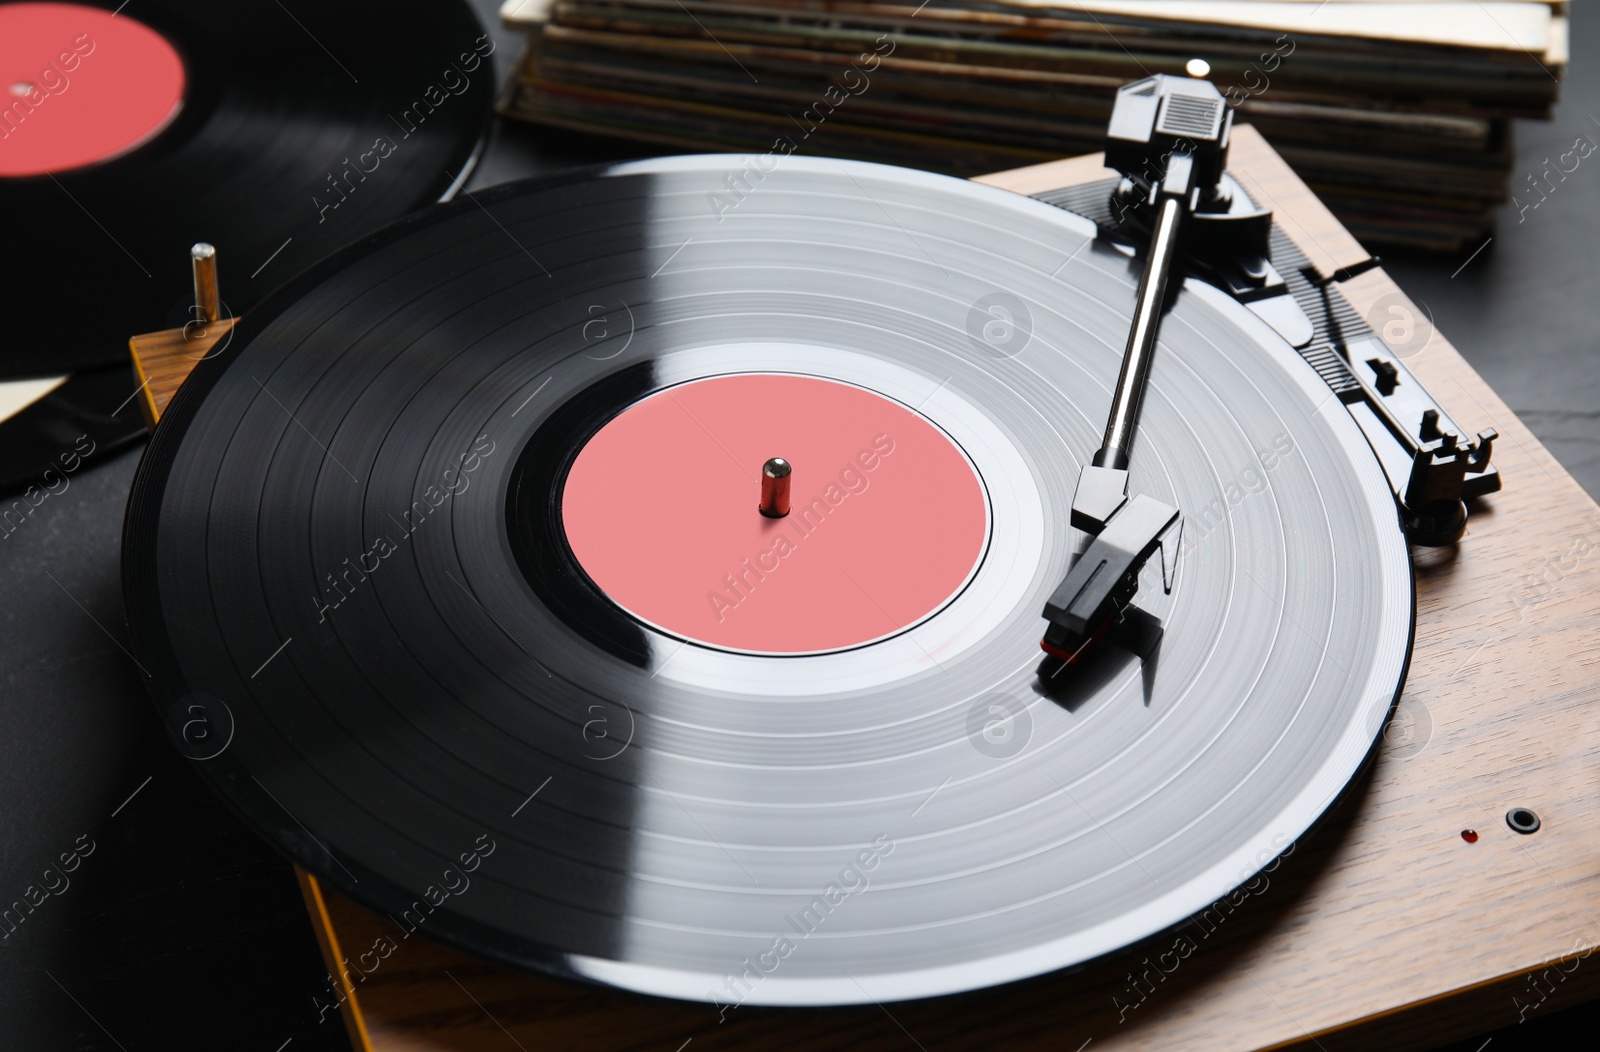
[1038,74,1499,668]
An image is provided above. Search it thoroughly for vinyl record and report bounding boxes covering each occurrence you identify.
[123,156,1412,1005]
[0,0,493,378]
[0,364,147,495]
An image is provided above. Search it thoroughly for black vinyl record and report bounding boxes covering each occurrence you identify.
[123,156,1411,1005]
[0,0,492,378]
[0,365,147,495]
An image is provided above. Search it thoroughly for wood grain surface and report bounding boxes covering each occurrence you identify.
[132,127,1600,1052]
[128,316,238,428]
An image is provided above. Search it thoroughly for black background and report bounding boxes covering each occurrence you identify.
[1,0,1594,1047]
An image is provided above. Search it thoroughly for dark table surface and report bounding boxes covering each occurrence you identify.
[3,1,1595,1049]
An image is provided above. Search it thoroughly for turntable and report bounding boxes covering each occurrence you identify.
[122,75,1600,1051]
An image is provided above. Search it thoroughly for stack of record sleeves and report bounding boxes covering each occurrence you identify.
[496,0,1567,250]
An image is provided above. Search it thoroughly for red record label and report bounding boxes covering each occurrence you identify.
[561,373,990,654]
[0,2,184,177]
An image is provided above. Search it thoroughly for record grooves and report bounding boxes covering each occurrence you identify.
[123,154,1412,1005]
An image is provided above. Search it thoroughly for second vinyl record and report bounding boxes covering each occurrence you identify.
[0,0,493,377]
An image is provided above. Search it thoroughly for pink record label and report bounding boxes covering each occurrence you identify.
[0,2,184,177]
[561,373,990,654]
